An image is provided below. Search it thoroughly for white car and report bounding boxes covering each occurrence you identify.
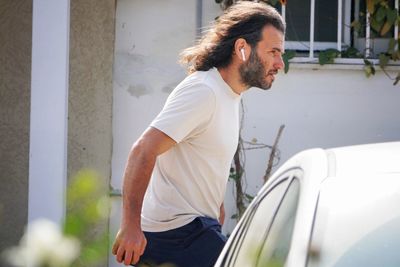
[215,142,400,267]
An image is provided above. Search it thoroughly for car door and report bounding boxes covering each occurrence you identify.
[255,177,300,267]
[216,169,302,267]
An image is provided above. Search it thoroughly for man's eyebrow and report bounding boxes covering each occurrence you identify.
[271,47,283,53]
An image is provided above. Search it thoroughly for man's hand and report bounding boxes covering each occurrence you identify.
[112,227,147,266]
[219,203,225,226]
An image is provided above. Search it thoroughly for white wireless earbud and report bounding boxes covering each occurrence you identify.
[240,48,246,61]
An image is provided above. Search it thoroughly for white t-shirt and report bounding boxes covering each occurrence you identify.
[141,68,241,232]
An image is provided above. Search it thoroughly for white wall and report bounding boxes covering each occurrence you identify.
[110,2,400,265]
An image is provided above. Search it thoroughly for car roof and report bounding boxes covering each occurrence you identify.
[326,141,400,177]
[270,142,400,182]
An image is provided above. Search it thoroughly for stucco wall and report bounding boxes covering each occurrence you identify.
[0,0,32,258]
[68,0,115,264]
[68,0,115,180]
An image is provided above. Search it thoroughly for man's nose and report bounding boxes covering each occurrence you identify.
[274,54,285,71]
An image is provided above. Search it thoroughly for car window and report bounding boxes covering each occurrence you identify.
[230,179,290,267]
[256,178,300,267]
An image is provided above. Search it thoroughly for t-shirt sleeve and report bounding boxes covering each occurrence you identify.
[150,84,216,143]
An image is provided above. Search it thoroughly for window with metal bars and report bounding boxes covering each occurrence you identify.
[277,0,399,59]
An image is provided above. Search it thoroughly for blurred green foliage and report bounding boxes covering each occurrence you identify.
[64,170,110,267]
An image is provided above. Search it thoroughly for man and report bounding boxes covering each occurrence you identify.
[112,1,285,266]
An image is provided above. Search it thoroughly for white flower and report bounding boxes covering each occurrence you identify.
[3,218,80,267]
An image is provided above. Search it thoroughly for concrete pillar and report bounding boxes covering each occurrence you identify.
[0,0,32,257]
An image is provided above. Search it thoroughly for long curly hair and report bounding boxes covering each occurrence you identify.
[179,1,285,74]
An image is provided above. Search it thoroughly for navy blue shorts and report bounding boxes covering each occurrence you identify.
[136,217,227,267]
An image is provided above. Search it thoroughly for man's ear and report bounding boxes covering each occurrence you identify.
[234,38,250,62]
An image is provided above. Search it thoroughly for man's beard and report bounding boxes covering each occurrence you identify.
[239,50,273,90]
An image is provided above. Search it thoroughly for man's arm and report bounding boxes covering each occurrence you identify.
[112,127,176,266]
[219,202,225,226]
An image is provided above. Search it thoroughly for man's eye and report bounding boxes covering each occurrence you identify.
[269,51,280,57]
[268,50,278,56]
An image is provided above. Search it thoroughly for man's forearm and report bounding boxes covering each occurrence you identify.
[119,127,176,229]
[121,142,157,229]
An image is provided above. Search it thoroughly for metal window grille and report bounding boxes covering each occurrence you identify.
[282,0,351,56]
[281,0,399,58]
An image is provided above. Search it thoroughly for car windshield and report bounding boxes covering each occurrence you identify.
[307,175,400,267]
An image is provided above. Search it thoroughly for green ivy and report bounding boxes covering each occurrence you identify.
[318,49,341,65]
[364,59,376,77]
[341,47,364,58]
[282,50,296,73]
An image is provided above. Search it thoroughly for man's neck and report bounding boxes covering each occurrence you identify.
[217,66,248,95]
